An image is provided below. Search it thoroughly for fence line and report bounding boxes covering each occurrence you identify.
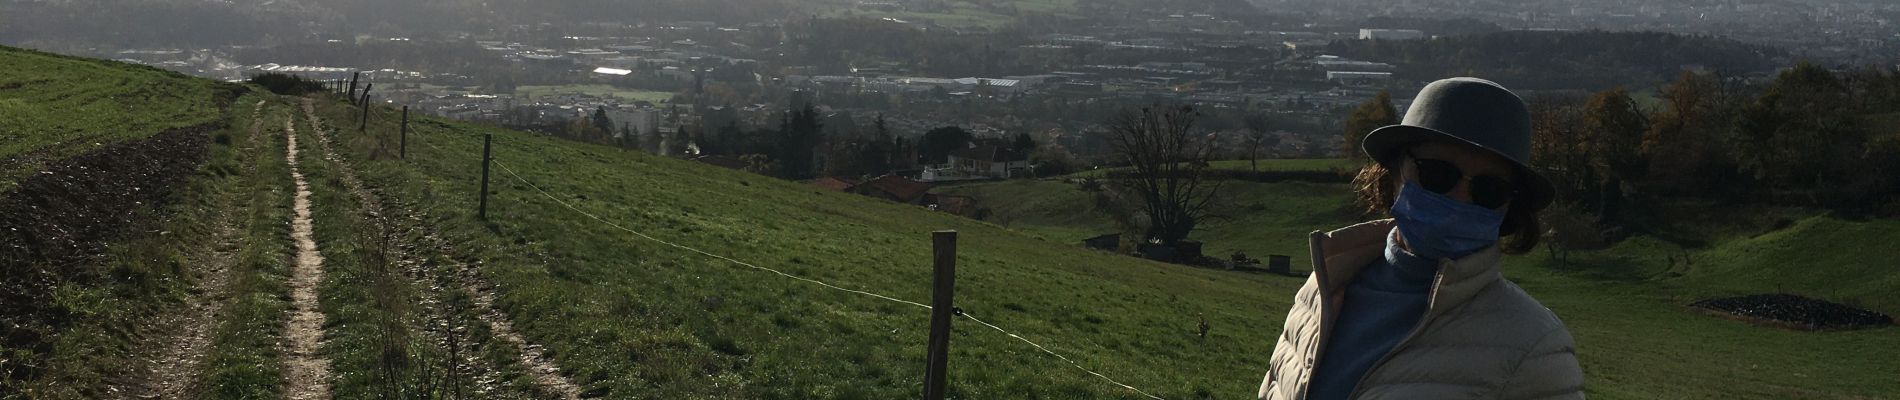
[381,104,1167,400]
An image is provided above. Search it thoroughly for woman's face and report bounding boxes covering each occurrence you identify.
[1398,141,1519,212]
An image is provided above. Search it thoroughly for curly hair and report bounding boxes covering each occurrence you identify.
[1350,152,1543,255]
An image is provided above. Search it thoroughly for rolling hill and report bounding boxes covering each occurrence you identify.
[938,168,1900,398]
[3,45,1897,399]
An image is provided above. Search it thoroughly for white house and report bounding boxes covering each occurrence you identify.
[945,144,1030,179]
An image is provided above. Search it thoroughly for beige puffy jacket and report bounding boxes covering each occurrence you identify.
[1258,220,1584,400]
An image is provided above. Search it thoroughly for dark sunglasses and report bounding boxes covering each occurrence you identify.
[1408,152,1517,209]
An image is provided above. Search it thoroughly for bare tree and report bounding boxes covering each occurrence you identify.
[1242,130,1280,172]
[1106,104,1223,246]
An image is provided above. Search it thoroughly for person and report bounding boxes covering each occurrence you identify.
[1257,78,1584,400]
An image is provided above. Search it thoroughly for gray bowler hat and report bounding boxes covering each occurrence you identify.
[1361,77,1556,211]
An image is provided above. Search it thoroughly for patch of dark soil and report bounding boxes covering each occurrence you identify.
[1692,294,1893,331]
[0,123,216,383]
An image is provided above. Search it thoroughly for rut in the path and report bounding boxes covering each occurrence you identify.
[301,99,584,399]
[114,100,267,400]
[282,116,333,400]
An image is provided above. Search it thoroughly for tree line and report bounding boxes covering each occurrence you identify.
[1344,63,1900,246]
[1540,64,1900,219]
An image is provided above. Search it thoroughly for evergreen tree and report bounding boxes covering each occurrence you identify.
[1012,132,1037,154]
[592,106,615,141]
[857,114,894,176]
[777,103,823,179]
[920,126,974,164]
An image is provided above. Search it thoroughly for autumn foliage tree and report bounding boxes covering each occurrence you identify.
[1342,91,1399,160]
[1580,87,1649,219]
[1641,71,1742,197]
[1533,64,1900,226]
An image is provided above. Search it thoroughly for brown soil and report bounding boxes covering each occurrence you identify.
[281,117,332,400]
[0,123,215,384]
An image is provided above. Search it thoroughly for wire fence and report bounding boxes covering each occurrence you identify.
[352,98,1168,400]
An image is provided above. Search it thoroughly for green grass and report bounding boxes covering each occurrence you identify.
[291,99,547,399]
[810,0,1083,26]
[0,44,264,396]
[1679,216,1900,312]
[0,45,236,193]
[831,9,1016,29]
[941,175,1900,398]
[6,47,1897,399]
[931,179,1121,243]
[312,98,1300,398]
[10,91,268,397]
[200,97,296,399]
[1063,158,1360,179]
[512,84,678,104]
[936,178,1360,270]
[1009,0,1077,14]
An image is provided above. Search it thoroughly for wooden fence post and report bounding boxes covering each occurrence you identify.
[400,106,409,159]
[359,93,372,131]
[479,133,492,220]
[347,72,360,103]
[923,230,958,400]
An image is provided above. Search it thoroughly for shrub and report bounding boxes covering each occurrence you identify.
[247,73,329,96]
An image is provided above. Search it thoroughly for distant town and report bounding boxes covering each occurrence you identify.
[75,0,1900,184]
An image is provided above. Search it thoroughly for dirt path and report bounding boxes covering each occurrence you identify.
[113,100,266,400]
[282,116,333,400]
[298,100,506,396]
[300,99,583,399]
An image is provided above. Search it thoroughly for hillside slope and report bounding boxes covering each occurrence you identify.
[0,46,238,192]
[940,172,1900,398]
[3,46,1895,399]
[0,45,283,398]
[305,98,1302,398]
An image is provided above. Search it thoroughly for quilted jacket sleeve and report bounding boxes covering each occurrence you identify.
[1497,327,1585,400]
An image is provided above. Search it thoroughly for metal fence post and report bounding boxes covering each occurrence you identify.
[923,230,958,400]
[479,133,492,220]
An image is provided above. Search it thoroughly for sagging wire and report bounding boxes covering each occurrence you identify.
[403,119,1168,400]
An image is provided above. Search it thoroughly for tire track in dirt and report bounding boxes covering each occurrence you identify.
[114,100,269,400]
[300,99,584,399]
[282,115,333,400]
[298,99,509,397]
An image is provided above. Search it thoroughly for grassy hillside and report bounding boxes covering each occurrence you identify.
[308,98,1303,398]
[0,46,237,192]
[1063,158,1358,179]
[3,46,1894,399]
[937,178,1359,269]
[0,43,287,397]
[941,170,1900,398]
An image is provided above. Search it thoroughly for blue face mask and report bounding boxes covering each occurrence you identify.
[1390,181,1504,261]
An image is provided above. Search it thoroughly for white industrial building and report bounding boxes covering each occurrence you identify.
[1359,29,1427,40]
